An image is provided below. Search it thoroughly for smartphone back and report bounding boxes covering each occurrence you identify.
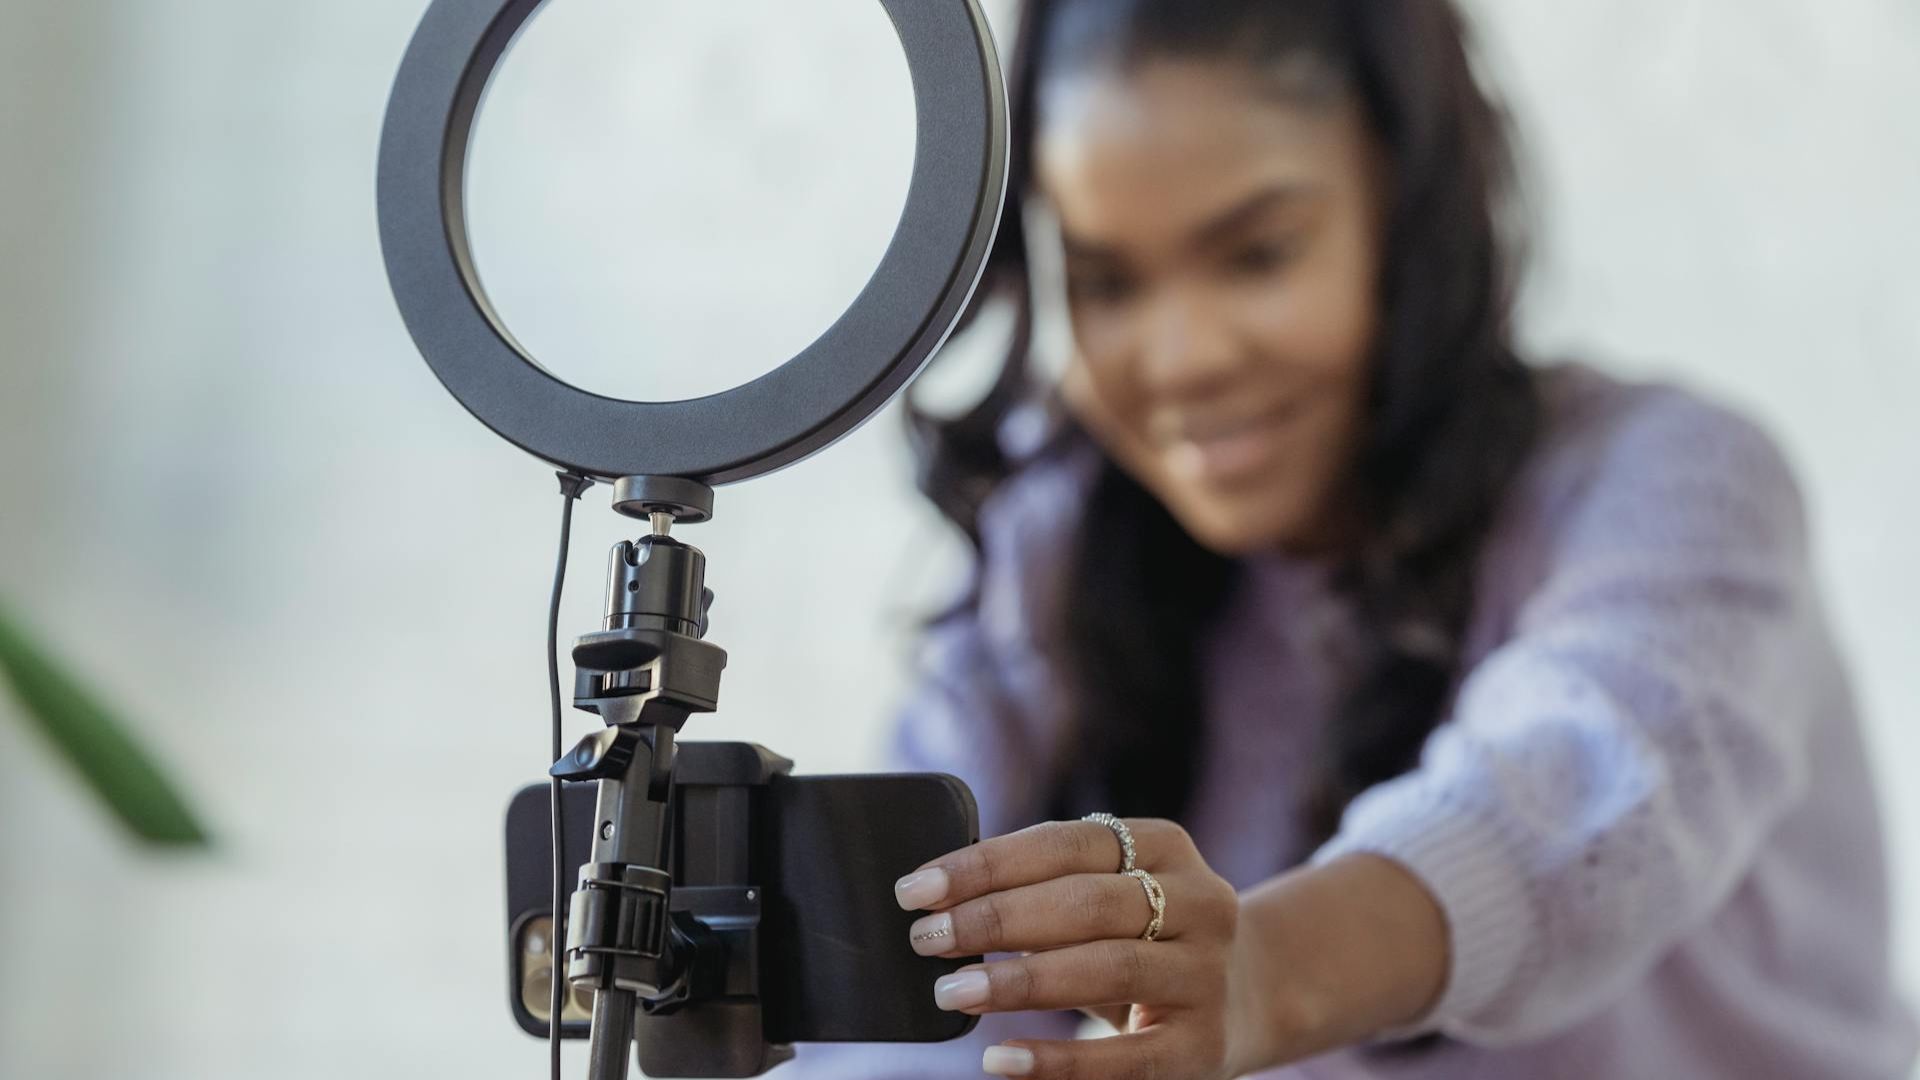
[504,743,981,1053]
[759,771,980,1044]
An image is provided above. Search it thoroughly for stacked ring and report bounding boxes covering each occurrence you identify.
[1127,868,1167,942]
[1083,812,1137,873]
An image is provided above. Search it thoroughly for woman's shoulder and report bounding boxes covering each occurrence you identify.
[1529,361,1791,476]
[1466,362,1813,643]
[1511,361,1809,554]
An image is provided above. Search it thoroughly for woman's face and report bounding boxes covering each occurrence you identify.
[1037,58,1387,556]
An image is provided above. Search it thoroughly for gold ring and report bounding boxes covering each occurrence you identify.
[1083,812,1137,873]
[1127,868,1166,942]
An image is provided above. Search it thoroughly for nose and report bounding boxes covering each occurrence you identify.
[1136,284,1248,400]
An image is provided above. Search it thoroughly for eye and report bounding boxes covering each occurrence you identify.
[1224,239,1298,279]
[1066,266,1139,306]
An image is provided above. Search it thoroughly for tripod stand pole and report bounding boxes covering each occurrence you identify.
[587,987,638,1080]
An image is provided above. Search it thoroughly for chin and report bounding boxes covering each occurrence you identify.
[1171,500,1304,557]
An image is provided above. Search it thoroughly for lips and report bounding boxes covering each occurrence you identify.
[1160,402,1301,484]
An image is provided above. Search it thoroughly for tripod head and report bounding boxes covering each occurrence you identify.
[571,479,724,733]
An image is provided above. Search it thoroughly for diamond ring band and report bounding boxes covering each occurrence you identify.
[1127,868,1167,942]
[1082,812,1137,874]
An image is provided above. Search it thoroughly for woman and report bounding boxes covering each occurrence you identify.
[795,1,1914,1077]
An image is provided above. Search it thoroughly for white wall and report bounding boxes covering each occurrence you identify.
[0,2,1912,1077]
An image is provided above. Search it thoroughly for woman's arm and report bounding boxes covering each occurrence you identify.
[1230,853,1449,1065]
[1309,391,1818,1044]
[894,390,1826,1077]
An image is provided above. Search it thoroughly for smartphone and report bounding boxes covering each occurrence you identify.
[505,744,981,1051]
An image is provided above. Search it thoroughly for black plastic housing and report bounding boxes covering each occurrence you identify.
[504,743,981,1070]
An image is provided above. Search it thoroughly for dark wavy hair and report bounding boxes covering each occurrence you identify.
[910,0,1540,850]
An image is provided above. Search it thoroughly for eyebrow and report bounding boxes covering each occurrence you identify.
[1060,181,1323,261]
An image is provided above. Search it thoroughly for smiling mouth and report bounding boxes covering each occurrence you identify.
[1161,398,1304,442]
[1162,402,1302,484]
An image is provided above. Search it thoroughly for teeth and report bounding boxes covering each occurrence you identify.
[1188,417,1265,443]
[1169,442,1208,479]
[1160,407,1289,446]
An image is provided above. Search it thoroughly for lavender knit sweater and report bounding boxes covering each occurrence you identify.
[788,364,1916,1079]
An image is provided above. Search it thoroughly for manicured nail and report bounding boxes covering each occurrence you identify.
[933,969,991,1011]
[908,912,954,955]
[895,868,950,911]
[982,1046,1036,1076]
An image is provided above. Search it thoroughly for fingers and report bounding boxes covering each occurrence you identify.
[900,820,1246,1080]
[911,871,1176,957]
[982,1029,1229,1080]
[897,818,1196,912]
[933,940,1219,1016]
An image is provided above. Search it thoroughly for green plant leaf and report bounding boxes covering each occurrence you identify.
[0,601,210,847]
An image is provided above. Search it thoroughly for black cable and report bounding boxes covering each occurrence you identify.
[548,473,592,1080]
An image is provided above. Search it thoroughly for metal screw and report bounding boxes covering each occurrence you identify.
[745,889,758,901]
[600,821,614,840]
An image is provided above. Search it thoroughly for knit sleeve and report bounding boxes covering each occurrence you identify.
[1312,389,1820,1045]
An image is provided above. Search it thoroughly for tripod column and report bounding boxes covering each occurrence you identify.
[587,987,637,1080]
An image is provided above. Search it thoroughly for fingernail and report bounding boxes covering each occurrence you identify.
[933,969,991,1012]
[909,912,955,956]
[983,1046,1036,1076]
[895,868,950,911]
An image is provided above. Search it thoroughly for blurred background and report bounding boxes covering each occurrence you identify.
[0,0,1914,1077]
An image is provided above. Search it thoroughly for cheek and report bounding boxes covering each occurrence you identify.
[1059,349,1148,464]
[1068,306,1137,384]
[1061,306,1150,436]
[1249,244,1380,385]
